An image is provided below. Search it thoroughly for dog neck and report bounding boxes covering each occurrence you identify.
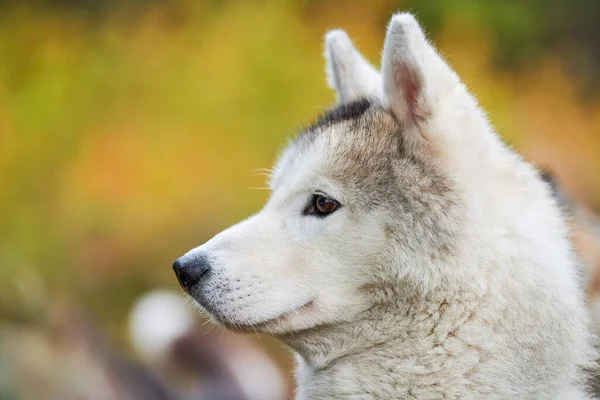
[279,286,483,399]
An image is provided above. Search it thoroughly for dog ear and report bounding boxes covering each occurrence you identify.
[325,29,382,104]
[381,13,447,129]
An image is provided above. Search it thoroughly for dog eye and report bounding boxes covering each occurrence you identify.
[304,194,340,217]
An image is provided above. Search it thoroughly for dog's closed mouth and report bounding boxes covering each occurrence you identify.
[217,299,316,331]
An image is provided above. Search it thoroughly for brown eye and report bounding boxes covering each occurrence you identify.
[302,193,341,217]
[314,195,339,216]
[315,196,338,214]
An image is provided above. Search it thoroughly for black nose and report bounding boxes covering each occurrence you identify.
[173,254,212,294]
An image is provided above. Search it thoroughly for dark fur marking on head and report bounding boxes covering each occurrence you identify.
[311,98,373,130]
[294,98,375,149]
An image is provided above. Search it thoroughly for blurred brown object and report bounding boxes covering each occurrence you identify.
[573,214,600,301]
[2,300,175,400]
[0,240,287,400]
[128,290,287,400]
[1,288,287,400]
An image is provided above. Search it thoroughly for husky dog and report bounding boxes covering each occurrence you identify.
[173,13,596,399]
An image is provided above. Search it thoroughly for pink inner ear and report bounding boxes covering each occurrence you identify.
[396,63,425,125]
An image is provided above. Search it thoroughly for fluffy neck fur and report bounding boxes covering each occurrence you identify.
[281,278,593,399]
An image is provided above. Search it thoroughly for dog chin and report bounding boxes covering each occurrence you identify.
[202,299,318,335]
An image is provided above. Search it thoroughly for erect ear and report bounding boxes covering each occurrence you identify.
[325,29,382,104]
[381,13,445,128]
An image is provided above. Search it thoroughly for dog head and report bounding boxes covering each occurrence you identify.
[174,14,503,335]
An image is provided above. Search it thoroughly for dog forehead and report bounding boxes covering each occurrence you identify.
[270,101,402,197]
[295,98,394,150]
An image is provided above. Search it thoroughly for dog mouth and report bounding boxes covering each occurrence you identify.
[211,299,316,332]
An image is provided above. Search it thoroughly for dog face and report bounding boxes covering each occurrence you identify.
[174,14,478,335]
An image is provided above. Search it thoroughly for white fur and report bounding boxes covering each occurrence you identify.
[179,12,597,399]
[325,29,382,103]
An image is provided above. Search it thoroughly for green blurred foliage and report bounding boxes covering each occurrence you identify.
[407,0,600,76]
[0,0,599,348]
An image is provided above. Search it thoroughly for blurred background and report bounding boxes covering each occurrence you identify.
[1,0,600,399]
